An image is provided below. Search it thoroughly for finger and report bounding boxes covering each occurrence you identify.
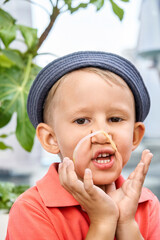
[128,170,135,180]
[58,158,68,184]
[59,157,78,192]
[66,158,79,185]
[64,159,89,196]
[83,169,110,204]
[83,168,94,194]
[140,149,153,175]
[132,162,145,193]
[129,150,149,176]
[128,149,153,181]
[141,149,150,161]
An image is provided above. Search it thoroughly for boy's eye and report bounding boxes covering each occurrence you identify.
[109,117,122,122]
[75,118,89,125]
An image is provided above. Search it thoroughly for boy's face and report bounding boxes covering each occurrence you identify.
[44,70,144,185]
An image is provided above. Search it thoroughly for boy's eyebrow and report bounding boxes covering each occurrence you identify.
[66,107,92,116]
[66,105,133,116]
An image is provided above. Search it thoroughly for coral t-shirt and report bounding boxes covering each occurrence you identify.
[6,163,160,240]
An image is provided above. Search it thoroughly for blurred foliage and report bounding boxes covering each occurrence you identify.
[0,181,29,211]
[0,0,129,152]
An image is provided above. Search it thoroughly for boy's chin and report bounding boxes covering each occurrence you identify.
[92,174,120,186]
[93,178,115,186]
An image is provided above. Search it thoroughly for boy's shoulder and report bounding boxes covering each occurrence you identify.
[12,163,79,211]
[13,185,44,211]
[140,187,159,204]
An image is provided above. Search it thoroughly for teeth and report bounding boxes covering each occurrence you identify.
[102,153,109,157]
[95,159,111,164]
[97,153,109,158]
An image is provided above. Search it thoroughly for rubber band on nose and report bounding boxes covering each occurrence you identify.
[73,130,117,162]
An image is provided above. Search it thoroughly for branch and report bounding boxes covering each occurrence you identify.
[37,52,59,58]
[37,6,60,50]
[49,0,54,7]
[23,0,51,16]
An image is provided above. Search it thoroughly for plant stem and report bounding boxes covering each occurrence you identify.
[49,0,54,7]
[22,54,32,88]
[23,0,51,16]
[37,6,60,50]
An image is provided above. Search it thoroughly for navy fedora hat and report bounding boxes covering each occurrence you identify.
[27,51,150,128]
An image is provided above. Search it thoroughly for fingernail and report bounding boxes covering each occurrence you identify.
[145,149,150,153]
[85,168,90,173]
[139,162,144,166]
[63,157,70,161]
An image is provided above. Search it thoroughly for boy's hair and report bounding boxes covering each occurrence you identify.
[27,51,150,128]
[43,67,132,124]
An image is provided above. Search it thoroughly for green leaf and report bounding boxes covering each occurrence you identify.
[0,49,24,68]
[0,134,8,138]
[0,8,16,28]
[0,182,29,210]
[3,0,11,4]
[0,132,14,138]
[2,49,24,68]
[0,52,15,68]
[0,101,13,127]
[13,185,30,194]
[0,141,12,150]
[64,0,72,5]
[120,0,129,2]
[0,57,41,151]
[16,110,35,152]
[90,0,104,11]
[109,0,124,21]
[18,25,38,50]
[0,24,17,47]
[69,3,89,13]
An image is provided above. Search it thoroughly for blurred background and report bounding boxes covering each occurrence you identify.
[0,0,160,201]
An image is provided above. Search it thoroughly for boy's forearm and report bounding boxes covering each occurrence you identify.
[85,221,117,240]
[116,220,144,240]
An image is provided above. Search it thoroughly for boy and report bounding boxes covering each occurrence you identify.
[6,51,160,239]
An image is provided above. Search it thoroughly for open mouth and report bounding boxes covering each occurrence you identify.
[92,150,115,169]
[94,153,112,164]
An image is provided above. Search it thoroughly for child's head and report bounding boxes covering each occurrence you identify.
[27,51,150,185]
[43,67,133,125]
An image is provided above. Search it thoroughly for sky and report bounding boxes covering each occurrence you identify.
[31,0,142,67]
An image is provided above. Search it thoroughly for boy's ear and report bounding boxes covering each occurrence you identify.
[132,122,145,151]
[36,123,60,154]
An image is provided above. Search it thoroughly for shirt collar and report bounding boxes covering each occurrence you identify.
[36,163,79,207]
[36,163,152,207]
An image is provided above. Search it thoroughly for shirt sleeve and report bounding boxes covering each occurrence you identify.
[147,195,160,239]
[5,199,60,240]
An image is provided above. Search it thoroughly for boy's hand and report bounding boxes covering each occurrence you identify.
[58,149,152,239]
[58,157,119,226]
[108,149,152,240]
[109,149,152,224]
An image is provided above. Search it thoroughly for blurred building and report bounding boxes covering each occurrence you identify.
[137,0,160,138]
[123,0,160,200]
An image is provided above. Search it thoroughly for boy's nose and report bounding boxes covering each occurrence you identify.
[91,130,112,144]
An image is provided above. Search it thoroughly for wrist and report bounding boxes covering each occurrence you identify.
[116,219,144,240]
[86,221,117,240]
[90,214,118,228]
